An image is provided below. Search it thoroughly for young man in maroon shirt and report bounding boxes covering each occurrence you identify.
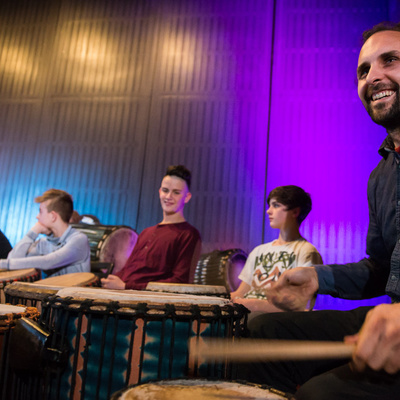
[101,165,201,290]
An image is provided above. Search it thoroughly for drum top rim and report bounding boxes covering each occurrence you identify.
[4,281,62,292]
[0,268,39,281]
[54,287,230,306]
[0,304,27,314]
[36,272,97,286]
[146,282,228,294]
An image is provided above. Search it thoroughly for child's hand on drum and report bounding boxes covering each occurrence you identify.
[264,267,319,312]
[101,274,126,290]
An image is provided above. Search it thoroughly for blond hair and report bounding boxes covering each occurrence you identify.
[35,189,73,223]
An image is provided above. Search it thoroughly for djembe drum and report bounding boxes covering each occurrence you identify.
[4,272,99,310]
[110,379,291,399]
[37,287,248,400]
[0,268,41,303]
[193,249,248,292]
[71,224,138,274]
[146,282,228,298]
[0,304,40,400]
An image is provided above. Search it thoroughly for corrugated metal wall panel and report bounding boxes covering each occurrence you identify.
[139,0,273,253]
[0,0,156,245]
[0,0,397,298]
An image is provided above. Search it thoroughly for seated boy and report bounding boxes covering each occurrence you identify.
[101,165,201,290]
[0,189,90,278]
[231,185,322,313]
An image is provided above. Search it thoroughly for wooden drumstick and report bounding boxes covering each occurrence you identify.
[189,339,355,362]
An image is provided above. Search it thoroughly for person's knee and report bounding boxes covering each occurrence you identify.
[295,373,338,400]
[295,364,358,400]
[248,311,302,339]
[247,313,280,338]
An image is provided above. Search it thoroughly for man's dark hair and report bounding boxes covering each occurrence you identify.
[267,185,312,225]
[165,165,192,190]
[34,189,74,223]
[362,21,400,44]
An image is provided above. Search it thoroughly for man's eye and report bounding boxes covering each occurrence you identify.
[358,69,368,80]
[386,56,397,64]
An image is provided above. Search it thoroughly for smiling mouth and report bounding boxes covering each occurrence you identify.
[371,90,395,101]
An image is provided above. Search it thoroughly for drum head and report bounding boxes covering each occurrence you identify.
[72,224,138,274]
[146,282,228,297]
[54,287,230,306]
[0,304,26,315]
[99,227,138,274]
[37,272,98,287]
[111,379,290,399]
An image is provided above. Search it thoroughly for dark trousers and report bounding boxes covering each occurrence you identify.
[240,306,400,399]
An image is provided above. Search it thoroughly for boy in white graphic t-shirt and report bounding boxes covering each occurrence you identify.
[231,185,322,313]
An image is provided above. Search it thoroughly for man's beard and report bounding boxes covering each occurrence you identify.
[366,86,400,131]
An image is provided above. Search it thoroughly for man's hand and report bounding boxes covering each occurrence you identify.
[101,274,126,290]
[31,222,51,235]
[232,297,284,313]
[264,267,319,311]
[345,303,400,374]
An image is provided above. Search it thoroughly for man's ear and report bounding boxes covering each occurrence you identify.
[184,191,192,204]
[291,207,300,219]
[50,210,58,223]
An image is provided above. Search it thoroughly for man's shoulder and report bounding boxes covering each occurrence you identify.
[370,150,394,178]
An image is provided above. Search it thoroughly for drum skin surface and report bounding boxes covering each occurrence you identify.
[71,224,138,274]
[146,281,228,297]
[111,379,291,400]
[0,268,41,303]
[4,272,99,310]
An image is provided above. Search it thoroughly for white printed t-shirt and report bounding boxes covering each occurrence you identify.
[239,238,322,299]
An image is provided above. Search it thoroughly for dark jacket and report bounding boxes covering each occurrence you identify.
[317,136,399,301]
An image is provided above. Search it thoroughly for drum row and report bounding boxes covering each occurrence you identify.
[0,249,290,399]
[0,275,255,400]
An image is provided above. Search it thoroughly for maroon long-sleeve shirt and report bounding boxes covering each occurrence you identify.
[115,222,201,290]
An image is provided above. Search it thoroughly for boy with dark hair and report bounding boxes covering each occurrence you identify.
[101,165,201,290]
[165,165,192,189]
[0,189,90,277]
[231,185,322,313]
[267,185,312,225]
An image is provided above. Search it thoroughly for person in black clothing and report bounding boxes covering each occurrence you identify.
[0,229,12,259]
[242,22,400,400]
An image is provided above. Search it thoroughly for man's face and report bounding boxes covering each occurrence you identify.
[266,198,291,230]
[159,175,191,216]
[357,30,400,130]
[36,200,54,228]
